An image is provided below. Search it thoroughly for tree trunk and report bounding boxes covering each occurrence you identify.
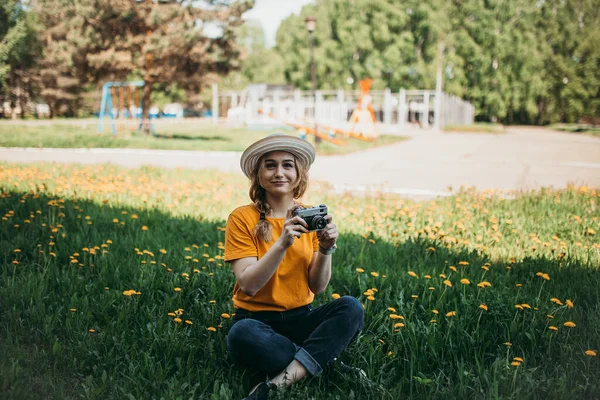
[141,79,153,134]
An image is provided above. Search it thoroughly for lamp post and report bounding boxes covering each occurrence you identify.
[305,16,320,145]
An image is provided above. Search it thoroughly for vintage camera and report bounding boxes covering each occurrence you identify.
[293,204,328,231]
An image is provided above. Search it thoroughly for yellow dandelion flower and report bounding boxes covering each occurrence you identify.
[367,295,375,301]
[168,312,176,317]
[174,318,182,323]
[515,305,524,310]
[209,300,216,304]
[563,321,576,328]
[549,326,558,331]
[185,320,193,325]
[160,249,167,254]
[387,351,393,357]
[394,322,404,328]
[389,314,404,320]
[449,266,458,272]
[88,329,95,333]
[363,289,374,296]
[513,357,524,362]
[542,273,550,281]
[331,293,341,300]
[516,283,522,287]
[370,272,379,277]
[458,261,469,266]
[387,307,397,312]
[504,342,512,347]
[460,278,470,285]
[430,319,437,323]
[585,350,597,357]
[174,287,181,292]
[428,287,435,291]
[446,311,457,317]
[439,273,447,279]
[481,265,489,271]
[521,304,531,309]
[207,326,217,332]
[70,308,77,312]
[511,361,521,367]
[479,304,488,311]
[411,295,418,299]
[566,299,574,308]
[432,310,439,314]
[141,225,148,231]
[356,268,365,273]
[221,313,231,319]
[408,271,418,277]
[424,275,431,279]
[443,280,452,287]
[547,314,554,319]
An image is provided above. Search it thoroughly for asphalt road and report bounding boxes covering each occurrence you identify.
[1,126,599,199]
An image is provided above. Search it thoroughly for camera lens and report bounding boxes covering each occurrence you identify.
[314,217,327,230]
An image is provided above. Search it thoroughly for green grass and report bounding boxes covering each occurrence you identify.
[1,162,599,399]
[443,123,506,134]
[0,120,408,155]
[550,124,600,137]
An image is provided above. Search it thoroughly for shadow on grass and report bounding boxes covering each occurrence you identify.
[0,191,598,399]
[152,133,232,142]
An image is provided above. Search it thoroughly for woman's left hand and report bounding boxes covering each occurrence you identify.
[317,214,338,250]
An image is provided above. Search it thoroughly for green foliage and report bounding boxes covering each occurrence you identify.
[270,0,600,124]
[0,1,41,116]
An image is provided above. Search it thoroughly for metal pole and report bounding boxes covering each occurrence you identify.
[309,30,320,145]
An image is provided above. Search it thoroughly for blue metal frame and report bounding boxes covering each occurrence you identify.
[97,81,147,135]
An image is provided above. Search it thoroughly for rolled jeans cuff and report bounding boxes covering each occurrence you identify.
[294,345,323,377]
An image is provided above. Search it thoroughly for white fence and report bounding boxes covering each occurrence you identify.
[213,84,474,134]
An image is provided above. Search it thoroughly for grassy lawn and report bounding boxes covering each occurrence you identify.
[1,162,599,399]
[443,123,506,134]
[551,123,600,137]
[0,119,408,155]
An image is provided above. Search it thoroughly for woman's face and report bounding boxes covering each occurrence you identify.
[258,151,299,196]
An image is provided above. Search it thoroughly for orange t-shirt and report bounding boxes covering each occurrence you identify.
[224,204,319,312]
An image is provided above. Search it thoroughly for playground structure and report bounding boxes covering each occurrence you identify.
[253,78,380,145]
[216,81,475,144]
[97,81,148,135]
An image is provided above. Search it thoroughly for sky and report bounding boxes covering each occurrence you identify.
[243,0,315,47]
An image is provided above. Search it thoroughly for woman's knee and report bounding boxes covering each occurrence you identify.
[338,296,364,320]
[227,318,262,353]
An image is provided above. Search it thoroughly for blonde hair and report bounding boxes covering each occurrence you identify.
[249,152,309,242]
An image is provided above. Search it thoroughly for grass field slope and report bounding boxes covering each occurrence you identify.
[1,162,598,399]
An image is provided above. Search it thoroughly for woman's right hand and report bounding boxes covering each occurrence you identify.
[278,204,309,249]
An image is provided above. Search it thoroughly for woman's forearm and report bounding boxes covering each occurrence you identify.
[237,241,287,296]
[308,253,332,294]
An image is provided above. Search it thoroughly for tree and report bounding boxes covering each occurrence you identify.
[272,0,599,125]
[0,1,40,118]
[35,0,252,132]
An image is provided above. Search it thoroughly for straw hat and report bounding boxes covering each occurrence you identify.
[240,134,316,178]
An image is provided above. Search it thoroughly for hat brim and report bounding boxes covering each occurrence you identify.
[240,134,316,178]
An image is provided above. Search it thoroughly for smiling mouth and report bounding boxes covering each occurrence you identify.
[272,181,288,184]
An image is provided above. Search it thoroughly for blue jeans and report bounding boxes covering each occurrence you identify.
[226,296,364,378]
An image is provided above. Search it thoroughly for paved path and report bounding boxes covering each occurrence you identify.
[1,127,599,199]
